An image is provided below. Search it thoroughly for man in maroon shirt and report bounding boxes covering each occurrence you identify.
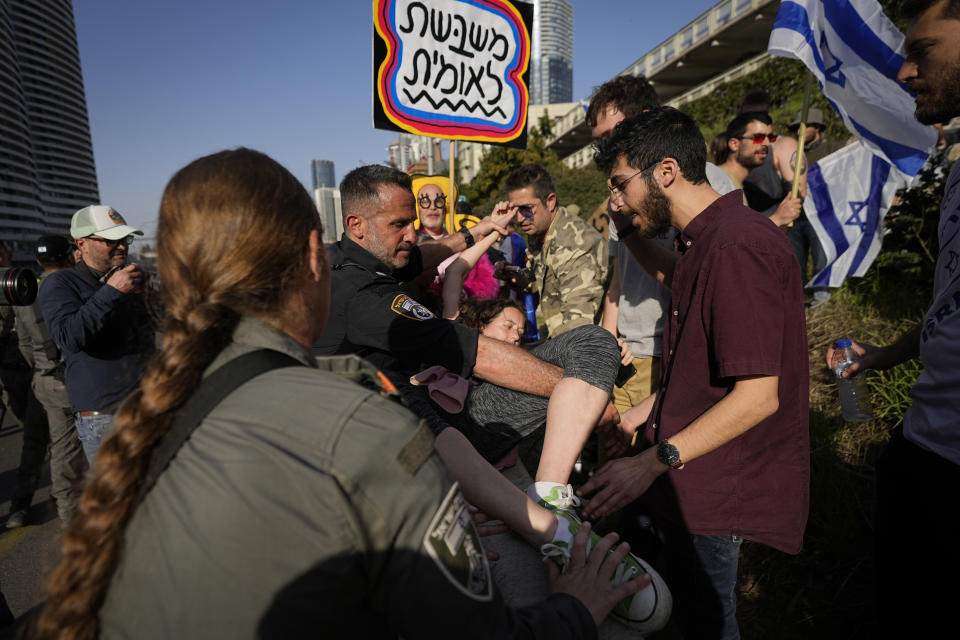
[581,107,809,639]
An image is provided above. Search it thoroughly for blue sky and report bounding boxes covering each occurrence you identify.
[74,0,720,238]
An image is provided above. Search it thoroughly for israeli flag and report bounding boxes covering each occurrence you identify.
[805,143,905,287]
[768,0,937,178]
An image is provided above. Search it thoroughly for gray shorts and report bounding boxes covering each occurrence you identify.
[458,324,620,462]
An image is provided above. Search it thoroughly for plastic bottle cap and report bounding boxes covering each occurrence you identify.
[835,339,853,348]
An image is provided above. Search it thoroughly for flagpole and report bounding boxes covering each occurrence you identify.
[791,72,814,201]
[449,139,457,231]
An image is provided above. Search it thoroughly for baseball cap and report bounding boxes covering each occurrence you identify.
[789,107,825,130]
[70,205,143,240]
[34,235,72,262]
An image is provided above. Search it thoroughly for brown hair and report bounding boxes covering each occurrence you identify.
[34,148,321,640]
[585,74,660,128]
[458,297,524,331]
[504,163,556,204]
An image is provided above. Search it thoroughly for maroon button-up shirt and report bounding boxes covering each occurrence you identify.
[642,191,809,554]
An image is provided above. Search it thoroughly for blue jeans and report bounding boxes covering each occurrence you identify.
[787,219,831,302]
[74,413,115,464]
[662,527,743,640]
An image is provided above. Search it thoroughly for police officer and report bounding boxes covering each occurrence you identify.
[7,236,88,528]
[34,149,640,640]
[316,165,622,512]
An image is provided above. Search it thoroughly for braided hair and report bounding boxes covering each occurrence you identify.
[35,148,321,640]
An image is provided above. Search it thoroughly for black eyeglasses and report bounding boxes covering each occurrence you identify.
[607,159,661,198]
[418,194,447,210]
[738,133,778,144]
[86,235,134,248]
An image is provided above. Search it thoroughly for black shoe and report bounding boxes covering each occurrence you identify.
[5,509,28,529]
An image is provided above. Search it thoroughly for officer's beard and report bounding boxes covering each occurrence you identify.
[367,229,412,270]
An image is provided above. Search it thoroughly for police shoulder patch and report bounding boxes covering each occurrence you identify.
[390,294,434,321]
[422,483,493,602]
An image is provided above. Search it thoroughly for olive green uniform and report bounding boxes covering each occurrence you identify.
[100,318,595,640]
[12,273,87,522]
[526,206,609,339]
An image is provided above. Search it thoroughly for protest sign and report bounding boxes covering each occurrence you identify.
[373,0,533,147]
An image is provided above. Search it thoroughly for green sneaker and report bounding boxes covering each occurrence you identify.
[541,511,672,632]
[531,482,585,514]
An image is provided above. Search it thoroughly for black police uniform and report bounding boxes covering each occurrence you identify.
[316,235,479,378]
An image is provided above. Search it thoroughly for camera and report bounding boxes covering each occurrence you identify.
[493,262,532,292]
[0,267,38,306]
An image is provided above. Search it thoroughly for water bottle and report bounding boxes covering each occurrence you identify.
[832,339,873,422]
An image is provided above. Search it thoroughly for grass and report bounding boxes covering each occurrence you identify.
[735,287,921,639]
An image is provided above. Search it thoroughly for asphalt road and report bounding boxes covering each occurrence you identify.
[0,409,62,635]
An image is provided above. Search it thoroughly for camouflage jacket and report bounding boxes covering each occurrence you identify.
[526,206,608,338]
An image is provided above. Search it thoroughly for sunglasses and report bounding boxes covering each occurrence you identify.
[738,133,778,144]
[515,204,535,220]
[418,194,447,210]
[86,235,134,248]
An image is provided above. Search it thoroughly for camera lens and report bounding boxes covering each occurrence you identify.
[0,267,38,306]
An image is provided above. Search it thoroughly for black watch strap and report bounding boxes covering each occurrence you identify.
[460,226,476,248]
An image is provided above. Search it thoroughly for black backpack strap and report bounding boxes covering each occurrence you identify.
[139,348,304,500]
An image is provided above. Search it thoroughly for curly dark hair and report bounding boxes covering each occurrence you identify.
[585,75,661,128]
[593,106,708,185]
[458,297,524,331]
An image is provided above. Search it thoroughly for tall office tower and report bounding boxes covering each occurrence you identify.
[311,159,335,190]
[387,133,442,174]
[530,0,573,105]
[314,187,343,245]
[0,0,99,261]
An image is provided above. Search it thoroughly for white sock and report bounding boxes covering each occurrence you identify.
[526,481,567,504]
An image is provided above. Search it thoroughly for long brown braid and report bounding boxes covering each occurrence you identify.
[34,148,321,640]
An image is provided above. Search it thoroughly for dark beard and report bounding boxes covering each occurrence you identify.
[638,175,673,238]
[914,59,960,125]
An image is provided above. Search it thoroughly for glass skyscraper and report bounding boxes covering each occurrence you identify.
[0,0,99,261]
[530,0,573,105]
[311,159,335,190]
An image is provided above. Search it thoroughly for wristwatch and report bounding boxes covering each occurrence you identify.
[460,226,476,248]
[656,440,684,470]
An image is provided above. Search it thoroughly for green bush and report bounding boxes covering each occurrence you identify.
[845,152,946,320]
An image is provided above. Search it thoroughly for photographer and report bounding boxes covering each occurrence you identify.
[38,206,155,463]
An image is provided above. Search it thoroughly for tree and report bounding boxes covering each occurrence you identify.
[460,116,609,220]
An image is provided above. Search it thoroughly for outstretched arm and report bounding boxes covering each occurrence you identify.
[473,335,564,398]
[419,205,513,271]
[580,374,780,518]
[825,325,922,378]
[441,231,502,319]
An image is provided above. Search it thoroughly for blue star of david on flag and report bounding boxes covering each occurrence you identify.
[820,32,846,88]
[768,0,936,177]
[804,144,905,288]
[846,201,868,231]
